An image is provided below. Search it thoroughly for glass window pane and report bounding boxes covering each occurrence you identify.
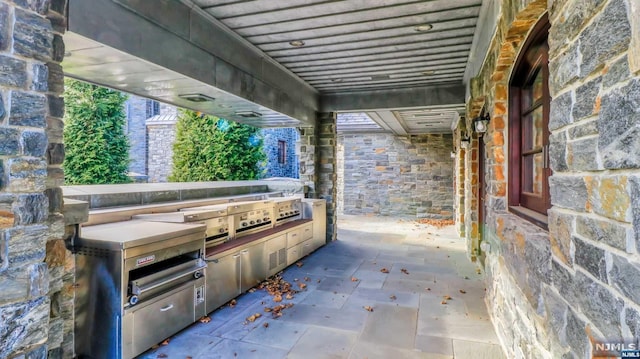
[523,153,544,195]
[532,70,544,103]
[523,106,544,151]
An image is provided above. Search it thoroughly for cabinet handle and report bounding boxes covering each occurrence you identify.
[232,254,240,259]
[160,304,174,312]
[241,250,249,254]
[291,234,297,237]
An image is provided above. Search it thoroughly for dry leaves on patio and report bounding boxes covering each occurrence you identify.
[363,306,374,312]
[401,268,410,275]
[198,316,211,323]
[416,218,455,228]
[380,267,389,273]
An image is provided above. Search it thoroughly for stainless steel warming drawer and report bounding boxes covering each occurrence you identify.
[74,220,207,359]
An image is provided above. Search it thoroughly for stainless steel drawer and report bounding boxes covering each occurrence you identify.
[123,280,200,358]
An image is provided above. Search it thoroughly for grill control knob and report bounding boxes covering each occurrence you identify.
[250,220,255,225]
[256,219,262,224]
[218,228,225,233]
[242,222,248,227]
[193,270,202,279]
[129,295,139,306]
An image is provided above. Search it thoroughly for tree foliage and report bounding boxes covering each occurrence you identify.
[63,79,131,185]
[169,109,266,182]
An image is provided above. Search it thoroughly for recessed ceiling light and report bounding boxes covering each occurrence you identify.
[235,111,262,118]
[289,40,305,47]
[422,70,436,75]
[414,24,433,32]
[179,93,216,102]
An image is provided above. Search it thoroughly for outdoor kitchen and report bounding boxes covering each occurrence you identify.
[62,181,326,359]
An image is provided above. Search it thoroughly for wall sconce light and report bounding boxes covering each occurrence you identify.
[460,137,470,149]
[473,112,491,134]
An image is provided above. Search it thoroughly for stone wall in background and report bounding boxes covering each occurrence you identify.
[339,133,454,219]
[125,96,147,177]
[146,115,177,183]
[260,128,299,179]
[0,0,68,357]
[462,0,640,357]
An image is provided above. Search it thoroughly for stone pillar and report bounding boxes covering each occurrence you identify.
[146,116,177,183]
[317,113,337,242]
[0,0,67,357]
[297,113,337,242]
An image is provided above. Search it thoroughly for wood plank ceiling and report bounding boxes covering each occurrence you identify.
[193,0,481,133]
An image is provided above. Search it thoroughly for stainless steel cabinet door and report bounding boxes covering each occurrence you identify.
[240,242,266,292]
[205,252,240,313]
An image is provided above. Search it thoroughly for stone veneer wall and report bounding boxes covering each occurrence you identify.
[125,95,147,176]
[146,116,177,183]
[0,0,70,357]
[339,133,454,219]
[460,0,640,357]
[260,128,299,178]
[298,113,337,242]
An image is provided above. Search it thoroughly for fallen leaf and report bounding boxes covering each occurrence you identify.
[296,262,304,267]
[264,307,272,312]
[248,288,256,293]
[273,294,283,302]
[380,268,389,273]
[229,299,237,308]
[351,277,359,282]
[161,339,170,346]
[401,268,409,275]
[247,314,257,322]
[199,316,211,323]
[441,300,448,305]
[390,295,397,300]
[426,288,431,291]
[157,354,168,358]
[286,293,294,300]
[298,282,307,290]
[459,290,466,294]
[317,279,321,283]
[186,357,193,359]
[443,295,452,300]
[363,306,374,312]
[304,276,310,282]
[263,322,269,328]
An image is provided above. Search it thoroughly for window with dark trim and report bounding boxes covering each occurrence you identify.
[277,140,286,164]
[508,15,551,229]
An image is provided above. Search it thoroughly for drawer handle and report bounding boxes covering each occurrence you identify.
[232,254,240,259]
[241,250,249,254]
[291,234,297,237]
[160,304,174,312]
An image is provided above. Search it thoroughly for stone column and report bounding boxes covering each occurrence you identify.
[297,112,337,242]
[317,112,337,242]
[0,0,67,358]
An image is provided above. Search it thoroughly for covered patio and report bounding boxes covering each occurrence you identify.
[138,215,503,359]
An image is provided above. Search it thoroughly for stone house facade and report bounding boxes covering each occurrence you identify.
[124,97,300,182]
[455,0,640,357]
[338,133,454,219]
[1,0,640,358]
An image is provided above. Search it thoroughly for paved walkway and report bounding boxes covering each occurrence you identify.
[139,215,505,359]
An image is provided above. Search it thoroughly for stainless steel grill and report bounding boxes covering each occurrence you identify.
[74,220,207,359]
[135,206,229,247]
[272,197,302,226]
[227,200,274,238]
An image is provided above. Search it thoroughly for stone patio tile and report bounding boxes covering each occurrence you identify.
[288,327,357,359]
[350,269,388,289]
[343,287,420,309]
[349,341,435,359]
[241,320,309,350]
[359,304,418,349]
[137,333,222,359]
[299,288,349,308]
[382,277,439,294]
[279,303,368,332]
[198,338,288,359]
[317,275,360,294]
[415,335,454,357]
[452,339,506,359]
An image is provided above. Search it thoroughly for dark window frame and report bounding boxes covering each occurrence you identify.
[508,14,551,229]
[277,140,286,164]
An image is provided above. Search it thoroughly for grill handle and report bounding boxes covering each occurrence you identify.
[131,262,206,296]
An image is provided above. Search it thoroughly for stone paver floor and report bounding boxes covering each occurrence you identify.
[138,215,505,359]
